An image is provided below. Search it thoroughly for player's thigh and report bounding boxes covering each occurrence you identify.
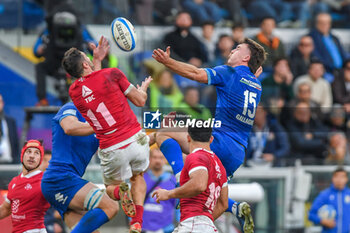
[99,147,132,184]
[156,129,189,154]
[64,210,99,233]
[129,135,150,174]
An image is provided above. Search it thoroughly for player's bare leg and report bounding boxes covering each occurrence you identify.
[106,182,136,218]
[128,173,147,233]
[66,182,119,232]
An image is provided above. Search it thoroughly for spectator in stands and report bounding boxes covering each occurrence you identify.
[231,23,245,49]
[311,0,350,24]
[282,82,323,127]
[199,21,216,65]
[326,104,349,133]
[287,102,328,165]
[293,60,333,113]
[246,105,290,167]
[211,34,234,67]
[326,132,350,165]
[289,35,317,79]
[332,59,350,113]
[181,0,222,25]
[178,87,212,120]
[34,1,96,106]
[309,13,348,73]
[253,17,286,71]
[309,167,350,232]
[142,148,177,233]
[0,94,19,164]
[261,58,294,105]
[149,69,183,109]
[282,0,309,28]
[162,11,207,67]
[246,0,291,26]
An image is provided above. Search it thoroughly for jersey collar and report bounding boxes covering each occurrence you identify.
[192,148,214,154]
[20,170,42,178]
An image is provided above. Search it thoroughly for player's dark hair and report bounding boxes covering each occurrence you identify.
[332,167,348,177]
[188,119,212,142]
[62,47,84,78]
[243,38,267,74]
[44,149,52,155]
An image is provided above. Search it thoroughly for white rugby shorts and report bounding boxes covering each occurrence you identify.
[23,229,47,233]
[98,131,150,184]
[173,215,218,233]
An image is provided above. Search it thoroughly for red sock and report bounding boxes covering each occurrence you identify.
[113,186,120,200]
[130,205,144,225]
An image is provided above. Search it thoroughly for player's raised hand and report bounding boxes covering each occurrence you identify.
[152,189,170,203]
[92,36,110,61]
[152,46,171,65]
[254,66,263,78]
[137,76,153,92]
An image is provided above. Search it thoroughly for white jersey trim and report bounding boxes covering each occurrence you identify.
[20,170,42,178]
[23,228,47,233]
[192,148,214,154]
[189,166,208,175]
[123,84,134,96]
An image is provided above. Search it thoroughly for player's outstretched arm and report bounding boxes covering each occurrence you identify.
[0,200,11,219]
[60,116,95,136]
[126,76,153,107]
[91,36,110,71]
[212,186,228,220]
[153,169,208,202]
[152,46,208,83]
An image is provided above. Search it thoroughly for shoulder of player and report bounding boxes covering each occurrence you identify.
[186,150,211,162]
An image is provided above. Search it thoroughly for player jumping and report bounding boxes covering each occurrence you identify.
[153,121,228,233]
[0,140,50,233]
[63,37,152,233]
[152,38,267,233]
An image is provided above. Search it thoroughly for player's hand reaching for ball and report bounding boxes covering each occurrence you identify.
[92,36,110,61]
[152,46,171,65]
[152,189,171,203]
[137,76,153,92]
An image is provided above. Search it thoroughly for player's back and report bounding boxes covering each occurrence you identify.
[179,149,227,222]
[69,68,141,149]
[206,65,262,148]
[7,171,50,233]
[46,102,99,177]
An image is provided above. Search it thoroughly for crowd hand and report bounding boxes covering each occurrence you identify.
[36,45,46,56]
[152,46,171,65]
[321,219,336,229]
[137,76,153,92]
[262,153,274,162]
[91,36,110,61]
[152,189,171,203]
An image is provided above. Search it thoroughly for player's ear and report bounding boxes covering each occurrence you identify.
[187,134,191,143]
[209,136,214,144]
[242,54,250,63]
[82,61,90,69]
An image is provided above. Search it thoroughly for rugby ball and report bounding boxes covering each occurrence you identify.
[111,17,136,52]
[318,205,336,220]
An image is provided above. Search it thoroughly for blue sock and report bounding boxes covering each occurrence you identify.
[160,138,184,175]
[71,208,109,233]
[226,198,238,213]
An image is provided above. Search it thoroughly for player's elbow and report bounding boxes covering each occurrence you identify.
[133,98,146,107]
[193,71,207,83]
[63,126,75,135]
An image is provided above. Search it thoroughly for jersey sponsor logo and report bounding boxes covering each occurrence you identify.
[82,85,93,98]
[215,161,222,179]
[24,183,32,190]
[55,193,68,205]
[12,213,26,220]
[12,199,20,213]
[239,78,262,91]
